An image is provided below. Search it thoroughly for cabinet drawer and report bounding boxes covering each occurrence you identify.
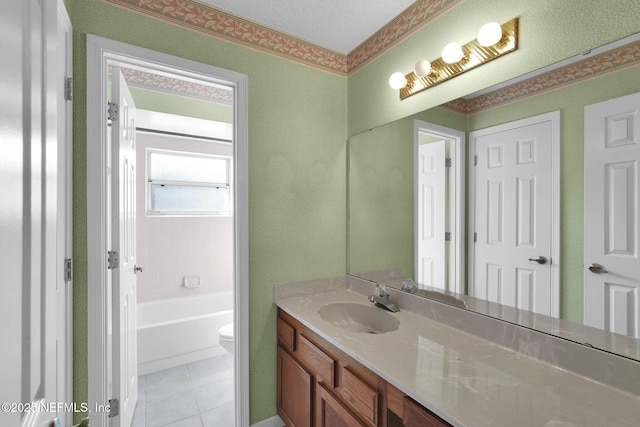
[316,383,367,427]
[403,396,450,427]
[341,366,379,426]
[298,334,336,387]
[277,317,296,352]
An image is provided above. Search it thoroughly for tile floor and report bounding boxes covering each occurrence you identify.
[132,354,235,427]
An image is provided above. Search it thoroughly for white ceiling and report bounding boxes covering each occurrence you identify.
[198,0,417,54]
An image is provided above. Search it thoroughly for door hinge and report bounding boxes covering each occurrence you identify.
[474,232,477,242]
[64,258,72,282]
[445,231,452,241]
[107,251,119,269]
[474,154,478,166]
[108,102,119,121]
[108,398,119,418]
[445,158,452,168]
[64,77,73,101]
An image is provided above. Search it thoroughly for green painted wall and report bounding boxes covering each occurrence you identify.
[348,64,640,323]
[67,0,640,424]
[349,108,466,278]
[419,133,448,145]
[68,0,346,424]
[348,0,640,136]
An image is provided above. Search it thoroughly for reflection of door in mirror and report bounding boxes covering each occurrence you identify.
[585,92,640,338]
[469,111,560,317]
[417,138,447,290]
[347,34,640,360]
[414,121,465,294]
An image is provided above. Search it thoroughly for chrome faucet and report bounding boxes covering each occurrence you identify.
[401,278,418,294]
[368,284,400,312]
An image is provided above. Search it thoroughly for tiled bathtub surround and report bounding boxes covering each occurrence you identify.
[274,275,640,425]
[135,132,234,302]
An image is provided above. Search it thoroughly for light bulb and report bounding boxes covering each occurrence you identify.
[442,42,463,64]
[413,59,432,77]
[477,22,502,47]
[389,72,407,89]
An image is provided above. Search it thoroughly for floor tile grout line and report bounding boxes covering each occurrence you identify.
[134,356,235,427]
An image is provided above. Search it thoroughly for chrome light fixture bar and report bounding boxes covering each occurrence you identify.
[396,18,519,100]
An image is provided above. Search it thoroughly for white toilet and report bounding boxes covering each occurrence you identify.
[218,322,234,355]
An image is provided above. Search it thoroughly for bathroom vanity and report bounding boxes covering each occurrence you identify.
[274,276,640,427]
[277,308,448,427]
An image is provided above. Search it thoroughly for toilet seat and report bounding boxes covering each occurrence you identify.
[219,323,234,340]
[218,322,234,355]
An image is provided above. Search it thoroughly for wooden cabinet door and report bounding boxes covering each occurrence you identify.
[403,396,450,427]
[278,346,313,427]
[316,383,367,427]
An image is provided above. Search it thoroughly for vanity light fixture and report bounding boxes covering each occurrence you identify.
[389,18,518,99]
[413,59,432,77]
[388,72,407,90]
[442,42,464,64]
[477,22,503,47]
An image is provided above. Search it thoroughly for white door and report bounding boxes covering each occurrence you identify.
[0,0,63,426]
[470,112,560,317]
[111,67,139,427]
[417,140,447,290]
[584,92,640,337]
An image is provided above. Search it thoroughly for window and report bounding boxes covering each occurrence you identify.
[146,148,231,216]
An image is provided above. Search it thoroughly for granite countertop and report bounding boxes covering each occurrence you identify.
[274,284,640,427]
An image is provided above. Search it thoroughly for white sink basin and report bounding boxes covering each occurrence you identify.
[318,302,400,334]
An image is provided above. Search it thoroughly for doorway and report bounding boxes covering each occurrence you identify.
[413,121,465,294]
[86,35,249,427]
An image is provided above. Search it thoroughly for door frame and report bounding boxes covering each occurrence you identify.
[56,1,74,425]
[468,111,561,317]
[414,120,465,294]
[86,35,250,427]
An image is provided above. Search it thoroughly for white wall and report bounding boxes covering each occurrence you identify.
[135,132,234,302]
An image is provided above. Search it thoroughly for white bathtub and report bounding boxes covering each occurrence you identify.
[137,291,233,375]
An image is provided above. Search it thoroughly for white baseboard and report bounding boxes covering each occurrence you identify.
[251,414,285,427]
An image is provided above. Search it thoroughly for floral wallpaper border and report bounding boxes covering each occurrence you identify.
[120,66,233,103]
[346,0,460,73]
[441,39,640,115]
[104,0,461,76]
[104,0,639,111]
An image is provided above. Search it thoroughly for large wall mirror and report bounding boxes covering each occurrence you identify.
[348,32,640,361]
